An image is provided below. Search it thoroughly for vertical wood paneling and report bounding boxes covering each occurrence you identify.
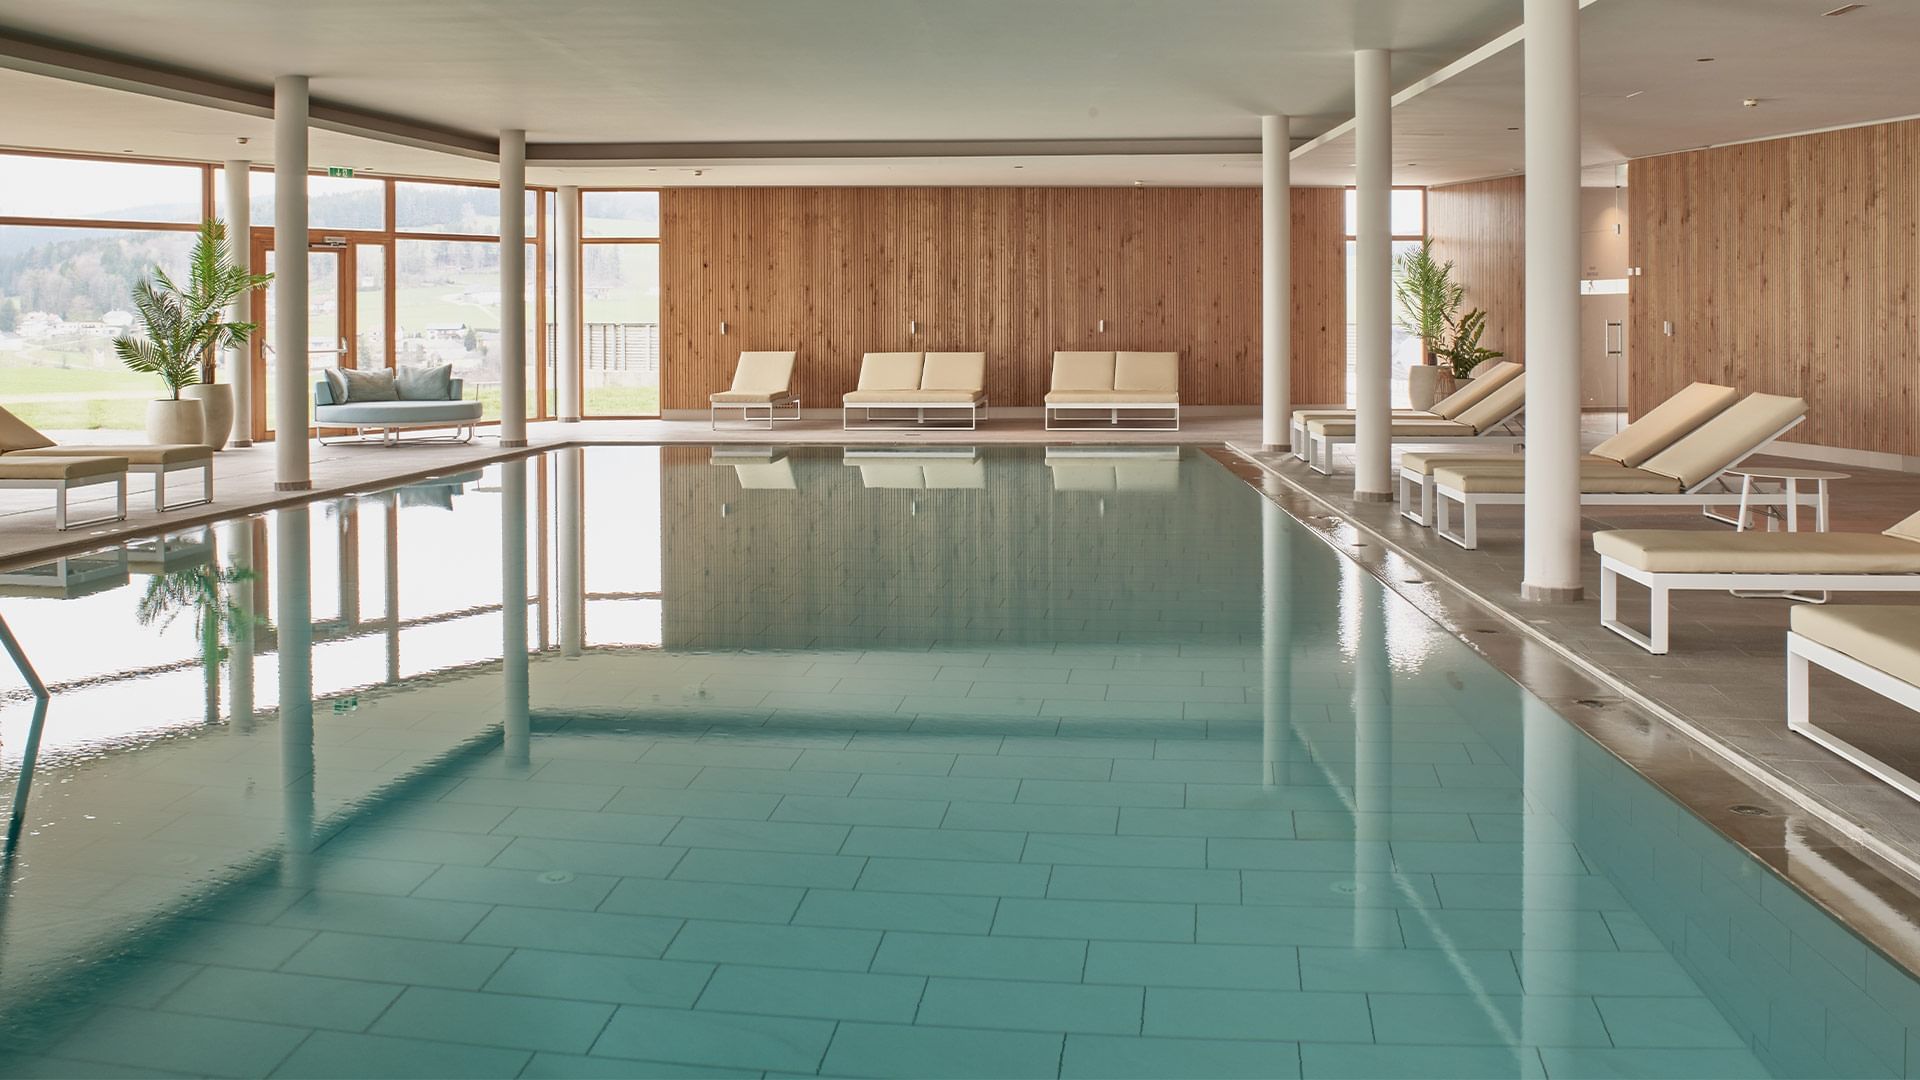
[1429,176,1527,364]
[661,187,1347,410]
[1629,120,1920,454]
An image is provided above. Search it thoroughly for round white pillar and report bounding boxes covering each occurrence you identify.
[498,130,528,446]
[223,160,254,447]
[501,458,531,767]
[557,186,583,423]
[1352,50,1394,500]
[271,77,310,491]
[1261,115,1293,450]
[558,447,585,657]
[1521,0,1584,601]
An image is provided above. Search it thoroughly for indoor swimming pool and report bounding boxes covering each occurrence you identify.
[0,445,1913,1078]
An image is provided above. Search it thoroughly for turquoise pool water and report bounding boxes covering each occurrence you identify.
[0,445,1913,1078]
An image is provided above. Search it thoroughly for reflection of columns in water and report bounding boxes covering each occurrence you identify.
[558,447,585,658]
[385,501,401,683]
[1260,500,1293,787]
[502,459,531,768]
[275,506,316,889]
[1520,693,1579,1043]
[1351,578,1393,944]
[227,518,257,734]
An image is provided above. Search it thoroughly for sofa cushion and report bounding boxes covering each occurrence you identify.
[1596,530,1920,574]
[921,352,986,392]
[1051,352,1116,392]
[0,406,55,453]
[1114,352,1179,394]
[1793,605,1920,683]
[857,352,924,391]
[395,363,454,401]
[314,400,485,425]
[324,366,399,403]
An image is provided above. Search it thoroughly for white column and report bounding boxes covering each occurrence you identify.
[559,447,585,657]
[1261,116,1293,450]
[1352,49,1393,500]
[1522,0,1584,600]
[557,186,583,422]
[502,459,531,768]
[272,77,310,491]
[223,160,254,447]
[498,130,528,446]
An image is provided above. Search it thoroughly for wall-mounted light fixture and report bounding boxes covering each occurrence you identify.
[909,319,918,335]
[1097,319,1106,334]
[720,321,728,335]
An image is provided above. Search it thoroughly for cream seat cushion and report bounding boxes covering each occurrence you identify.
[1449,373,1529,433]
[1398,450,1546,475]
[1594,530,1920,574]
[1638,392,1808,487]
[1308,419,1475,438]
[1051,352,1116,391]
[843,389,985,405]
[15,444,211,465]
[856,352,925,391]
[1044,390,1174,405]
[1114,352,1179,395]
[1429,361,1522,420]
[1293,409,1432,424]
[1433,465,1682,495]
[1792,605,1920,682]
[1590,382,1739,467]
[710,390,796,404]
[921,352,986,392]
[720,351,797,398]
[0,454,127,481]
[0,407,56,453]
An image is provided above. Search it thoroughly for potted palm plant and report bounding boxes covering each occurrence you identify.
[114,221,272,449]
[1434,308,1505,381]
[1393,239,1465,409]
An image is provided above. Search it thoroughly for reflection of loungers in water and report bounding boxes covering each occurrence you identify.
[0,549,130,600]
[844,449,984,490]
[712,447,797,491]
[1045,446,1181,492]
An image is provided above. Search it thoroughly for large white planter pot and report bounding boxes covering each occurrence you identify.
[180,384,234,451]
[146,398,206,447]
[1407,366,1442,411]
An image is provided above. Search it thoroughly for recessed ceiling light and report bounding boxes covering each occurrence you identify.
[1013,164,1024,169]
[1624,90,1645,100]
[1506,126,1519,131]
[1405,162,1419,167]
[1695,56,1716,62]
[1132,179,1145,186]
[1823,3,1867,15]
[1743,98,1760,107]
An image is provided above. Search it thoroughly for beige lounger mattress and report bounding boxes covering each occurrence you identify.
[1596,530,1920,574]
[11,444,209,465]
[1432,464,1683,495]
[0,454,127,480]
[1792,605,1920,680]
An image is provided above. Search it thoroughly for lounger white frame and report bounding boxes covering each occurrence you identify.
[1306,406,1525,476]
[0,470,128,531]
[1396,449,1527,526]
[133,459,215,512]
[1044,402,1179,431]
[842,400,987,431]
[709,397,802,430]
[1292,410,1429,460]
[1788,630,1920,803]
[1600,556,1920,654]
[1430,415,1810,551]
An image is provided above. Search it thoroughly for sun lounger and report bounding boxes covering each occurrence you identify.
[0,404,208,514]
[1044,352,1179,431]
[1290,361,1523,458]
[1304,372,1528,476]
[710,351,800,428]
[1788,604,1920,802]
[842,352,988,429]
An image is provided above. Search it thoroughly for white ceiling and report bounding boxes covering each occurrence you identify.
[1292,0,1920,188]
[0,0,1915,189]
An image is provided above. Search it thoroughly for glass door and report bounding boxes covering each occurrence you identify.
[251,241,351,441]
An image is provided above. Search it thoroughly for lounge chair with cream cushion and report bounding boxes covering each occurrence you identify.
[1431,392,1812,550]
[1396,381,1739,525]
[1304,373,1528,476]
[1290,361,1523,458]
[1594,510,1920,654]
[1787,604,1920,802]
[710,351,800,429]
[0,452,129,530]
[842,351,988,429]
[1044,351,1179,430]
[0,404,209,514]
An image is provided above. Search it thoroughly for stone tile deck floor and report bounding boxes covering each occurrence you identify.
[1230,434,1920,885]
[0,416,1261,568]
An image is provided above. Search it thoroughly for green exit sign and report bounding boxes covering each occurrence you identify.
[326,166,354,178]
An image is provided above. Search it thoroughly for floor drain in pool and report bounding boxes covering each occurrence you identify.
[537,870,576,884]
[1728,805,1773,817]
[1330,881,1363,895]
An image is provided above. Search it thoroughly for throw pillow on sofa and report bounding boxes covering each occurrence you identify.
[324,366,399,403]
[395,363,454,401]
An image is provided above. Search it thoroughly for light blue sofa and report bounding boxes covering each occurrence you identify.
[314,377,484,445]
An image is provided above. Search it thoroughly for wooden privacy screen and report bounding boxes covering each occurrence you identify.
[1630,121,1920,455]
[660,187,1347,410]
[1428,176,1527,365]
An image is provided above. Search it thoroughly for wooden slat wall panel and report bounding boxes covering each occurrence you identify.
[1429,176,1527,364]
[1629,120,1920,454]
[660,187,1346,410]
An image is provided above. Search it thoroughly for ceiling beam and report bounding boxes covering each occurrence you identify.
[528,137,1276,167]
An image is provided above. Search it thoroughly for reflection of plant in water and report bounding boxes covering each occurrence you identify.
[136,566,258,664]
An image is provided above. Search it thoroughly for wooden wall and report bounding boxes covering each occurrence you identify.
[660,187,1348,410]
[1429,176,1527,364]
[1629,122,1920,454]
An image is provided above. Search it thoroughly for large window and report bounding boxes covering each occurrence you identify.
[578,190,660,417]
[1344,187,1427,407]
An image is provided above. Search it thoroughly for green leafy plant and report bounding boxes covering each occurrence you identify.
[1392,239,1465,360]
[113,220,273,398]
[1434,308,1505,379]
